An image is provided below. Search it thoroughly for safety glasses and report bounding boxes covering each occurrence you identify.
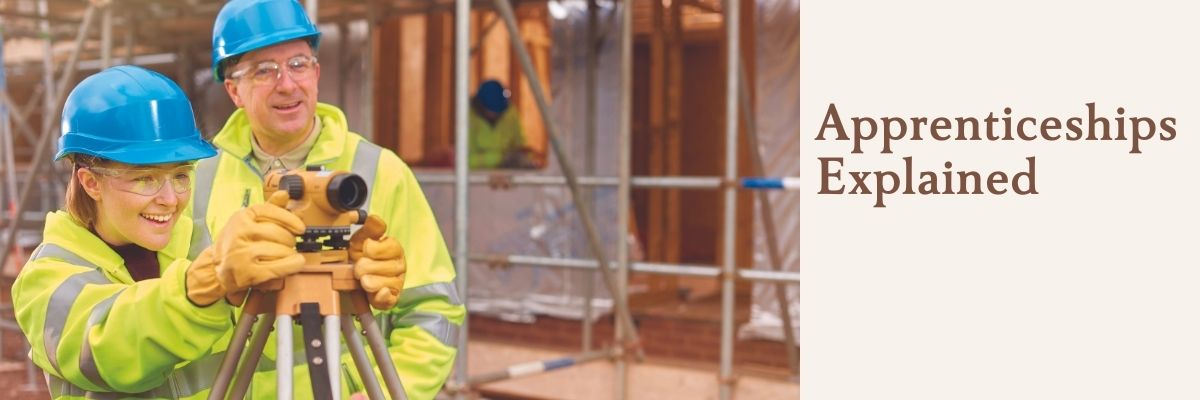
[228,55,319,86]
[87,165,195,196]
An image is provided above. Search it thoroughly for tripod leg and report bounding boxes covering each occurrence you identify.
[277,314,293,400]
[299,303,335,400]
[325,315,341,400]
[208,311,257,400]
[229,313,276,400]
[357,312,409,400]
[341,316,386,400]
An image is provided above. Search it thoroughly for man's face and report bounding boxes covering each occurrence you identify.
[223,40,320,146]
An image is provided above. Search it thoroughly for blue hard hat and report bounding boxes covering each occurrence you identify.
[477,80,510,114]
[211,0,321,82]
[57,66,217,165]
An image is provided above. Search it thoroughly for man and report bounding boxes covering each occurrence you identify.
[469,80,537,169]
[192,0,464,398]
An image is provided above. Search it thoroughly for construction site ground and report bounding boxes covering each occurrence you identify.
[467,340,798,399]
[465,291,799,399]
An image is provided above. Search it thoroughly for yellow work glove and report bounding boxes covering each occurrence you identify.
[214,191,307,303]
[348,215,406,310]
[185,247,224,307]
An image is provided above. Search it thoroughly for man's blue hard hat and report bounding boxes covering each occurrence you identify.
[477,80,510,114]
[56,66,217,165]
[211,0,322,82]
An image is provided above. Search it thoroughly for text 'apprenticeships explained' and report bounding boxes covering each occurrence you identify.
[813,103,1177,207]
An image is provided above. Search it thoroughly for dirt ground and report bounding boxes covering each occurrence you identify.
[466,340,798,399]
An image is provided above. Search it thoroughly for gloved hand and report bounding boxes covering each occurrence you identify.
[348,215,406,309]
[185,247,224,307]
[214,191,307,302]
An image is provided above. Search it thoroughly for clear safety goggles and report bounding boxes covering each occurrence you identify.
[87,164,195,196]
[228,55,319,86]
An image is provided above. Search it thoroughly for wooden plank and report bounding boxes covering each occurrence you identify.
[371,17,400,152]
[664,0,684,266]
[423,12,454,159]
[645,0,666,266]
[515,5,549,163]
[397,14,428,161]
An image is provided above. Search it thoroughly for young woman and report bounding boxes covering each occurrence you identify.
[12,65,306,399]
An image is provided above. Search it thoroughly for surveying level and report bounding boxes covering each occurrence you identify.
[208,166,407,400]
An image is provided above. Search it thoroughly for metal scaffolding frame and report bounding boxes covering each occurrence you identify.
[441,0,800,398]
[0,0,799,398]
[0,1,107,392]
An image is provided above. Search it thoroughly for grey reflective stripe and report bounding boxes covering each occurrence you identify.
[30,243,96,271]
[350,140,382,207]
[31,244,109,378]
[188,153,221,261]
[143,352,224,398]
[31,244,221,398]
[78,291,121,391]
[46,372,85,397]
[46,352,225,398]
[399,282,462,306]
[391,282,463,346]
[394,311,460,348]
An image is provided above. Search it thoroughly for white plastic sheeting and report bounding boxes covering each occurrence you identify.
[422,0,626,322]
[737,0,800,345]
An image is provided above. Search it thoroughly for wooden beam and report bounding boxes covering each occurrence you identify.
[645,0,666,266]
[665,0,685,268]
[423,11,454,160]
[371,17,401,152]
[397,14,428,162]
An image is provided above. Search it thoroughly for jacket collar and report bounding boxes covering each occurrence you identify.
[42,211,191,283]
[212,103,351,167]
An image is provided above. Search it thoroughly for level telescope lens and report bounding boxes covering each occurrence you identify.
[327,173,368,211]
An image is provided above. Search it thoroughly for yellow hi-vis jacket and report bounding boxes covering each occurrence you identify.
[468,108,526,169]
[13,212,443,398]
[187,103,465,399]
[13,211,234,398]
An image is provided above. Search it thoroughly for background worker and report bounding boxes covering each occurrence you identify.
[12,66,307,398]
[469,79,538,169]
[197,0,463,397]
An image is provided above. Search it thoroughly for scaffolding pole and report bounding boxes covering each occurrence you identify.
[124,8,135,65]
[470,253,801,283]
[415,173,724,188]
[38,0,54,126]
[0,2,98,274]
[0,32,20,232]
[417,173,802,192]
[581,0,599,355]
[363,1,376,141]
[719,0,741,397]
[0,91,40,166]
[36,0,63,195]
[452,0,471,395]
[100,4,112,69]
[458,347,617,389]
[490,0,645,362]
[306,0,319,24]
[616,0,634,395]
[738,55,798,373]
[0,28,25,370]
[5,85,37,146]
